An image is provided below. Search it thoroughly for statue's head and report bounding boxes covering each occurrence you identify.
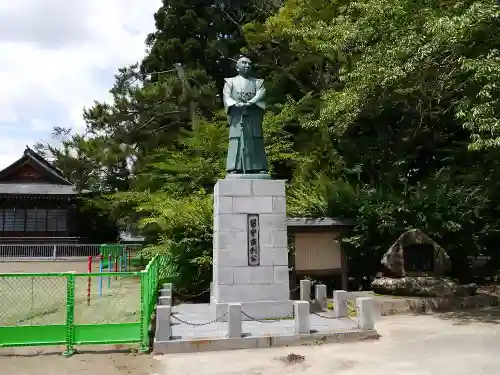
[236,56,252,77]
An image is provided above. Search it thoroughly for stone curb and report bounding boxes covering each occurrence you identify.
[376,294,500,316]
[154,329,378,354]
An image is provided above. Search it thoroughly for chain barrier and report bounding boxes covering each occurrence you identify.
[311,311,340,320]
[290,285,300,293]
[241,310,294,323]
[171,312,228,327]
[172,287,210,299]
[311,300,358,321]
[172,284,298,301]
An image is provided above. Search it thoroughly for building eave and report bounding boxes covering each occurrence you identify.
[286,217,354,228]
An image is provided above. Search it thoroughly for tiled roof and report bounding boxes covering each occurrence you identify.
[286,217,353,227]
[0,183,77,195]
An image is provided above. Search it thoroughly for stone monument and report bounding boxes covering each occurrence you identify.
[211,56,293,320]
[371,229,477,297]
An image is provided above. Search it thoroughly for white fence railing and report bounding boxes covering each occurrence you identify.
[0,243,141,261]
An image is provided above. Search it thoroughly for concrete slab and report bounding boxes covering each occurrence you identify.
[155,330,377,354]
[337,291,500,316]
[154,310,500,375]
[154,303,377,354]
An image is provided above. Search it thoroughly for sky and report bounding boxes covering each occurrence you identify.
[0,0,162,169]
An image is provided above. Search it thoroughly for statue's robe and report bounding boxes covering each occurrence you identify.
[223,75,268,174]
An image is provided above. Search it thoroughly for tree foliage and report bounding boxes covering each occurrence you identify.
[37,0,500,291]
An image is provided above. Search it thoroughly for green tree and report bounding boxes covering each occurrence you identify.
[256,0,500,279]
[38,0,500,290]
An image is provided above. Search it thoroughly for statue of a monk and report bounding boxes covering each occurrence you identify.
[223,56,268,176]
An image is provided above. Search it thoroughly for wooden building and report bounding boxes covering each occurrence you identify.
[0,147,79,243]
[287,217,353,293]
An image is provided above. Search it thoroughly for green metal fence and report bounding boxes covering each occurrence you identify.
[100,244,125,258]
[0,256,162,356]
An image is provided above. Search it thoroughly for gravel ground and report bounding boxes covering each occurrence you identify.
[157,308,500,375]
[2,308,500,375]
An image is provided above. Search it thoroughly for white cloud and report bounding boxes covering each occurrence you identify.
[0,0,162,169]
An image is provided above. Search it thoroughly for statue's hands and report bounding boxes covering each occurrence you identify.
[234,102,253,108]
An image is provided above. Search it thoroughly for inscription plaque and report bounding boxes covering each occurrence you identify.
[247,214,260,266]
[403,243,435,273]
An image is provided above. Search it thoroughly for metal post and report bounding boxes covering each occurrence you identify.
[139,271,149,353]
[63,272,76,357]
[30,276,34,313]
[99,254,103,297]
[87,256,92,305]
[108,254,111,290]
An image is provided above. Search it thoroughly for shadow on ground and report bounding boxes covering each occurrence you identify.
[433,307,500,325]
[0,345,141,357]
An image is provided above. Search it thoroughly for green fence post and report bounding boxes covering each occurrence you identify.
[139,270,149,353]
[63,272,76,357]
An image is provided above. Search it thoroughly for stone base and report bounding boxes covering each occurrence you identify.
[225,173,271,180]
[212,178,290,310]
[213,299,294,322]
[154,329,378,354]
[371,276,478,298]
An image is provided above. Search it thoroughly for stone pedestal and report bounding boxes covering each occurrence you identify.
[211,178,293,321]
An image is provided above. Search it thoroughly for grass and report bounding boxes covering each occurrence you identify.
[262,316,294,321]
[372,293,406,299]
[327,301,358,317]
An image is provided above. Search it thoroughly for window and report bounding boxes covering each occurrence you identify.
[26,209,47,232]
[2,209,25,232]
[2,210,15,231]
[13,210,25,231]
[47,209,67,232]
[0,208,67,232]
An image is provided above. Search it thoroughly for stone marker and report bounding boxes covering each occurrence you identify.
[211,178,293,320]
[356,297,375,330]
[333,290,348,318]
[315,284,327,310]
[294,301,310,334]
[381,229,451,277]
[159,289,172,297]
[156,305,171,341]
[158,296,172,306]
[372,229,477,297]
[300,279,311,301]
[227,303,242,338]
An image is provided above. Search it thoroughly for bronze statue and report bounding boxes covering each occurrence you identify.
[223,56,269,177]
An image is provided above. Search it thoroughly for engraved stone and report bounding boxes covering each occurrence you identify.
[247,214,260,266]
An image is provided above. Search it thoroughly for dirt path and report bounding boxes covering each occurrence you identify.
[157,308,500,375]
[2,308,500,375]
[0,347,158,375]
